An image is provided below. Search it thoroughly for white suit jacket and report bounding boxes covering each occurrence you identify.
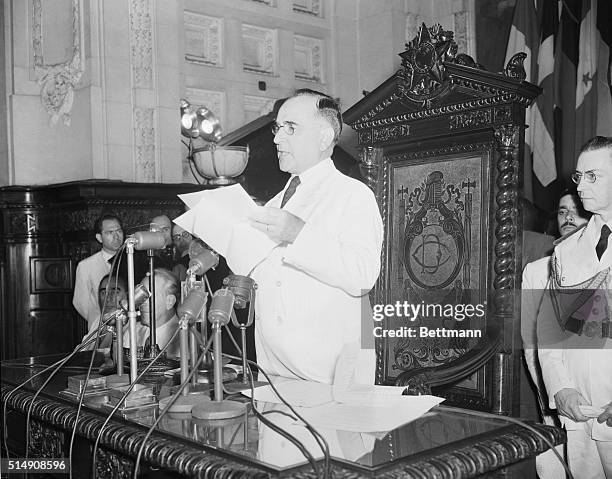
[252,159,383,384]
[538,217,612,441]
[73,250,112,331]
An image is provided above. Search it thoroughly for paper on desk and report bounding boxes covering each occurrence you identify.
[174,185,278,275]
[294,396,443,433]
[242,379,334,407]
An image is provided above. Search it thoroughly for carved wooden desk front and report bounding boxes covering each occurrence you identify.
[1,354,564,478]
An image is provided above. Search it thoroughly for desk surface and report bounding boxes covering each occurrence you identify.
[1,353,565,478]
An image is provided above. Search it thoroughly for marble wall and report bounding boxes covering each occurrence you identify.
[1,0,476,186]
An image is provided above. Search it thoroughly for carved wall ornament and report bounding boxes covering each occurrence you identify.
[129,0,154,88]
[293,0,321,16]
[184,12,223,67]
[294,34,324,82]
[242,24,277,75]
[134,107,156,182]
[32,0,85,126]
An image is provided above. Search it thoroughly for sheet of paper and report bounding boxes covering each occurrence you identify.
[294,396,444,433]
[174,184,278,275]
[242,379,334,407]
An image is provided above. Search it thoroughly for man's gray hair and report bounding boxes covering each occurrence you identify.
[294,88,343,144]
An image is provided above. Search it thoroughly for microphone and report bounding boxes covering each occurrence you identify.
[103,284,150,325]
[223,275,256,309]
[177,287,207,325]
[187,249,219,276]
[208,289,235,326]
[127,231,167,250]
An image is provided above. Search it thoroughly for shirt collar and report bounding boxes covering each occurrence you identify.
[101,249,115,262]
[289,158,334,189]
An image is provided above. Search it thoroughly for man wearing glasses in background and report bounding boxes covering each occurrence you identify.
[73,214,124,332]
[248,89,383,385]
[536,136,612,477]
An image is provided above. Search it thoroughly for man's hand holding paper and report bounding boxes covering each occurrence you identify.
[249,206,305,244]
[174,184,278,275]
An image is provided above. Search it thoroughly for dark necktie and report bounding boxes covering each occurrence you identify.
[596,224,611,260]
[280,176,300,208]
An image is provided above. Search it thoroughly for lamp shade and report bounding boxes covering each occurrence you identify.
[192,145,249,185]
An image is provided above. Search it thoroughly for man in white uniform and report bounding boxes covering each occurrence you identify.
[536,136,612,478]
[249,89,383,384]
[73,214,124,331]
[522,189,590,478]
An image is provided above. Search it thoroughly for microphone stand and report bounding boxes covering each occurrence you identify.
[104,238,156,412]
[223,275,266,392]
[192,289,247,420]
[146,249,158,357]
[158,283,211,413]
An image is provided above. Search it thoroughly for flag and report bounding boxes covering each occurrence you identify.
[575,0,612,156]
[504,0,557,188]
[505,0,612,193]
[555,0,582,180]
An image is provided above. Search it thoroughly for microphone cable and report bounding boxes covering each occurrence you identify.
[66,245,128,479]
[2,332,102,461]
[16,246,127,465]
[222,327,330,478]
[132,332,214,479]
[90,327,181,478]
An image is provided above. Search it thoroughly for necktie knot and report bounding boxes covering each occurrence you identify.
[596,224,611,260]
[281,176,300,208]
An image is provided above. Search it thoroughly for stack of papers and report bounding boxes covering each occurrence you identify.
[243,343,444,433]
[174,185,277,275]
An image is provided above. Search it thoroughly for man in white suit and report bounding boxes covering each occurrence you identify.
[248,89,383,384]
[73,214,124,331]
[522,189,590,478]
[536,136,612,478]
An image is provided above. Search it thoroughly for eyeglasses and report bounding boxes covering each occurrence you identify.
[271,121,297,136]
[172,231,191,241]
[571,171,598,184]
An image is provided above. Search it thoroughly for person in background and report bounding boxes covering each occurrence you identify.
[123,268,181,358]
[535,136,612,477]
[73,214,124,332]
[521,197,554,271]
[556,188,592,237]
[521,189,591,478]
[248,89,383,384]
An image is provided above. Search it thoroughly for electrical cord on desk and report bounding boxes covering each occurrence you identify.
[90,328,180,478]
[470,409,573,479]
[66,246,127,479]
[188,321,322,476]
[222,328,330,479]
[234,353,323,478]
[132,333,214,479]
[21,319,117,475]
[15,245,125,467]
[2,334,102,461]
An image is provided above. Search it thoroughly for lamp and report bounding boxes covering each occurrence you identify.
[180,99,248,185]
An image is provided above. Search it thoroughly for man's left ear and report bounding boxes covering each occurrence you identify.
[166,294,177,310]
[319,126,335,151]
